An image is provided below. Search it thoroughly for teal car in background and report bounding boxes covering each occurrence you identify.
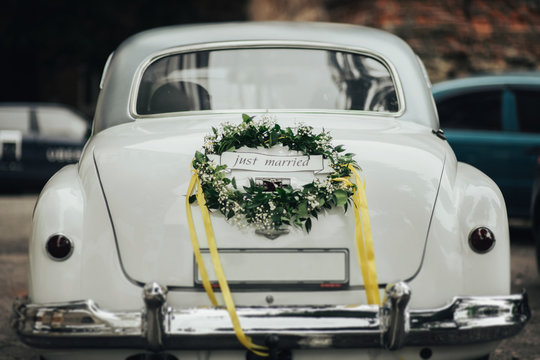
[432,74,540,221]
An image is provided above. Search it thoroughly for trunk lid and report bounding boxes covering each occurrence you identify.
[92,114,445,290]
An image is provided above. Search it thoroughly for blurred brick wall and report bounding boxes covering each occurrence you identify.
[248,0,540,83]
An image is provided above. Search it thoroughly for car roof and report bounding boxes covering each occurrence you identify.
[432,73,540,98]
[116,22,409,58]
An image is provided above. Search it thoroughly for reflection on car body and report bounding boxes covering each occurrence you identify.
[12,23,529,360]
[0,103,88,192]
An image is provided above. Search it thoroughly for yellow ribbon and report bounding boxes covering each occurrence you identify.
[186,173,218,306]
[331,177,354,187]
[349,165,380,305]
[186,170,268,356]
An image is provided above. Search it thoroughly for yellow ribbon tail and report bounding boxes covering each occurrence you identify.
[350,166,381,305]
[186,172,218,306]
[187,171,268,356]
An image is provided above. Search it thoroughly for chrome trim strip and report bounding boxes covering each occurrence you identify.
[128,40,406,119]
[12,282,529,351]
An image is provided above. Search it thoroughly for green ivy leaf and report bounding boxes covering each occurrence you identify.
[334,190,348,207]
[305,217,312,232]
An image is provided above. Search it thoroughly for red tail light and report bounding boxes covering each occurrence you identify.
[468,227,495,254]
[46,234,73,261]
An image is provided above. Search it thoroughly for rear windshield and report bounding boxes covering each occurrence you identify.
[136,48,399,115]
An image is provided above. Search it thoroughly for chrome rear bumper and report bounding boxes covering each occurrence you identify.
[12,282,530,352]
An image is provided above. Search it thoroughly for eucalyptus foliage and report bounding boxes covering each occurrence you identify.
[191,114,358,232]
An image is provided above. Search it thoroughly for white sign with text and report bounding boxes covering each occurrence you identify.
[208,151,332,173]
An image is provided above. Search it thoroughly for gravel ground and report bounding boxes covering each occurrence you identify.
[0,195,39,359]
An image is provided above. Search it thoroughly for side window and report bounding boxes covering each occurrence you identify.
[515,89,540,133]
[36,107,88,140]
[0,107,30,133]
[437,90,502,131]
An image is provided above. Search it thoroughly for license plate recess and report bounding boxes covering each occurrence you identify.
[194,248,349,290]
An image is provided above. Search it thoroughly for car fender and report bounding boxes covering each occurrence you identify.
[408,159,510,309]
[29,147,144,310]
[455,162,510,296]
[29,164,85,302]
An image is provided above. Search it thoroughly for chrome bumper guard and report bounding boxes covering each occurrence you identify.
[12,282,530,352]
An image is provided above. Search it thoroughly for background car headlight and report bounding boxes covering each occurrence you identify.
[468,227,495,254]
[46,234,74,261]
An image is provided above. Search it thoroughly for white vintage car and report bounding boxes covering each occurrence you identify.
[13,22,529,360]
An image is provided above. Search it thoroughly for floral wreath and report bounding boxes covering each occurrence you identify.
[190,114,359,232]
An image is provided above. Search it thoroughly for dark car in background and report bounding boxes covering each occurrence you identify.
[0,103,89,192]
[532,166,540,271]
[432,73,540,221]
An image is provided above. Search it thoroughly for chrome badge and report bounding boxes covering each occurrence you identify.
[255,228,290,240]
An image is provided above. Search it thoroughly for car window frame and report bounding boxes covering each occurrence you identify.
[128,40,406,119]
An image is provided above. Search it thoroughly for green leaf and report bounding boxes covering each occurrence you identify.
[282,186,293,194]
[297,202,308,218]
[194,151,206,163]
[334,190,348,207]
[188,195,197,204]
[305,217,312,232]
[242,113,253,123]
[269,131,279,146]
